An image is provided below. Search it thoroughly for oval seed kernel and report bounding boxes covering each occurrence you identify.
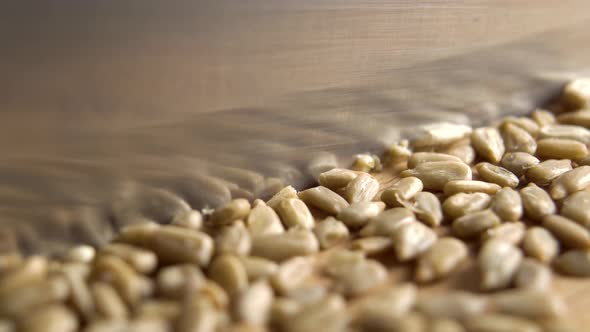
[501,122,537,155]
[490,187,523,222]
[443,180,501,196]
[344,173,380,204]
[452,209,501,239]
[501,152,540,177]
[401,161,472,191]
[560,191,590,228]
[542,214,590,249]
[549,165,590,200]
[471,127,505,164]
[525,159,572,186]
[521,227,560,263]
[298,186,349,215]
[415,237,468,282]
[407,152,464,169]
[520,183,556,222]
[536,138,588,161]
[477,239,523,291]
[443,192,492,220]
[475,162,519,188]
[380,176,423,206]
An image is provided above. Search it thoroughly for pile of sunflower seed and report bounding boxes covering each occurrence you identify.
[2,78,590,332]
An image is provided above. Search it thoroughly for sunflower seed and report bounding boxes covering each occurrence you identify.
[521,227,560,263]
[238,256,278,281]
[233,280,274,325]
[270,298,301,330]
[429,319,466,332]
[413,191,444,227]
[352,153,380,172]
[20,304,78,332]
[61,263,94,320]
[409,123,472,148]
[536,138,588,161]
[386,140,412,163]
[91,281,129,320]
[345,173,380,204]
[332,259,388,297]
[136,300,180,321]
[417,291,489,319]
[208,255,248,297]
[501,152,540,178]
[560,191,590,228]
[0,276,69,318]
[525,159,572,186]
[298,186,349,215]
[156,264,205,299]
[323,249,366,277]
[549,165,590,200]
[210,199,251,226]
[171,209,203,230]
[93,255,152,305]
[471,127,505,163]
[452,210,501,239]
[64,245,96,264]
[356,283,417,318]
[539,124,590,144]
[556,110,590,127]
[318,168,359,190]
[177,296,218,332]
[463,313,541,332]
[443,192,492,220]
[481,222,526,245]
[100,243,158,274]
[475,163,519,188]
[275,198,315,229]
[514,258,552,291]
[401,161,472,191]
[250,226,319,262]
[490,187,523,221]
[478,239,523,290]
[246,200,285,236]
[407,152,464,169]
[200,281,229,309]
[267,186,299,210]
[355,311,426,332]
[444,180,502,196]
[336,201,386,229]
[350,237,392,255]
[391,222,437,261]
[502,116,540,136]
[215,221,252,256]
[542,214,590,249]
[312,217,349,249]
[501,122,537,155]
[520,183,556,222]
[440,141,476,164]
[415,237,468,282]
[531,109,556,127]
[284,295,347,332]
[561,78,590,110]
[490,289,565,319]
[554,249,590,276]
[360,207,416,237]
[0,256,48,295]
[381,177,423,206]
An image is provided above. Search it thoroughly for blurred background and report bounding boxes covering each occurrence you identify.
[2,0,590,254]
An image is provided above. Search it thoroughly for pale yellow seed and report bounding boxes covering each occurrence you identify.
[210,199,252,226]
[464,313,541,332]
[355,310,426,332]
[284,295,347,332]
[380,176,423,206]
[542,214,590,249]
[407,152,464,169]
[64,245,96,264]
[208,255,248,297]
[561,191,590,228]
[531,109,556,127]
[481,222,526,245]
[0,256,48,295]
[350,237,392,256]
[401,161,472,191]
[171,209,203,230]
[275,198,315,229]
[475,163,519,188]
[100,243,158,274]
[336,201,386,229]
[318,168,359,190]
[501,122,537,155]
[176,296,218,332]
[429,319,466,332]
[536,138,588,160]
[360,207,416,237]
[61,263,94,321]
[136,300,180,321]
[415,237,468,282]
[267,185,298,210]
[417,291,489,319]
[391,222,437,261]
[522,227,559,263]
[246,200,285,236]
[0,276,69,318]
[549,165,590,200]
[356,283,417,319]
[554,249,590,276]
[323,249,366,278]
[525,159,572,186]
[514,258,552,291]
[440,141,476,164]
[298,186,349,215]
[156,264,205,299]
[478,239,523,291]
[490,289,565,319]
[520,183,556,222]
[386,139,412,163]
[443,192,492,220]
[471,127,505,163]
[352,153,381,172]
[562,78,590,110]
[233,280,274,325]
[313,217,350,249]
[140,226,214,267]
[238,256,278,281]
[409,122,472,148]
[539,124,590,144]
[556,109,590,127]
[20,304,78,332]
[345,173,380,204]
[491,187,523,221]
[93,255,152,306]
[215,221,252,256]
[443,180,501,196]
[501,152,540,177]
[452,210,501,239]
[331,259,388,297]
[250,226,319,262]
[502,116,540,136]
[413,191,444,227]
[91,281,129,320]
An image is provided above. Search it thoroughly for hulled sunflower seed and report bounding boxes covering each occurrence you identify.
[443,192,492,220]
[246,200,285,236]
[275,198,315,229]
[416,291,489,319]
[0,256,48,295]
[318,168,359,190]
[359,207,416,237]
[200,281,229,309]
[409,123,472,148]
[331,259,388,297]
[501,122,537,155]
[413,191,444,227]
[136,299,180,321]
[350,237,392,255]
[336,201,386,229]
[401,161,472,191]
[482,222,525,246]
[407,152,464,169]
[521,227,559,263]
[471,127,505,163]
[478,239,523,291]
[380,177,423,206]
[64,245,96,264]
[323,249,366,277]
[266,186,298,210]
[560,191,590,228]
[91,281,129,320]
[20,304,78,332]
[452,210,501,239]
[554,249,590,276]
[502,116,540,136]
[233,280,274,325]
[520,183,556,222]
[525,159,572,186]
[475,163,519,188]
[440,141,476,164]
[298,186,349,215]
[284,295,347,332]
[429,319,466,332]
[549,165,590,200]
[463,313,541,332]
[443,180,501,196]
[415,237,468,282]
[556,110,590,127]
[286,285,327,305]
[391,222,437,261]
[156,264,205,299]
[536,138,588,161]
[137,226,214,267]
[215,221,252,256]
[0,276,69,318]
[210,199,251,226]
[313,217,350,249]
[356,283,417,319]
[345,173,380,204]
[352,153,380,172]
[176,296,218,332]
[100,243,158,274]
[208,255,248,297]
[386,140,412,163]
[490,289,565,319]
[61,263,94,320]
[93,255,152,305]
[561,78,590,109]
[269,298,301,330]
[532,109,556,127]
[171,209,203,230]
[539,124,590,144]
[501,152,540,178]
[250,226,319,262]
[542,214,590,249]
[238,256,278,281]
[514,258,552,291]
[355,311,426,332]
[490,187,522,221]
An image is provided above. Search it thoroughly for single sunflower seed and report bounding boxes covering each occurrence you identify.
[359,207,416,237]
[525,159,572,186]
[443,180,501,196]
[520,183,556,222]
[210,199,252,226]
[345,173,380,204]
[0,276,69,318]
[415,237,468,282]
[539,124,590,144]
[478,239,523,291]
[20,304,79,332]
[318,168,359,190]
[313,217,350,249]
[136,299,180,321]
[549,165,590,200]
[475,163,519,188]
[266,186,298,210]
[298,186,350,215]
[250,226,319,262]
[331,259,388,297]
[386,140,412,163]
[452,210,501,239]
[413,191,444,227]
[93,255,153,306]
[91,281,129,320]
[64,245,96,264]
[215,221,252,256]
[416,291,489,319]
[502,116,540,136]
[238,256,278,281]
[443,192,492,220]
[100,243,158,274]
[233,280,274,325]
[407,152,464,169]
[560,191,590,228]
[355,283,417,319]
[352,153,380,172]
[536,138,588,161]
[246,200,285,236]
[501,152,540,178]
[542,214,590,249]
[440,141,476,164]
[275,198,315,229]
[409,122,472,148]
[531,109,556,127]
[561,78,590,110]
[208,255,248,297]
[521,227,560,263]
[284,295,347,332]
[463,313,541,332]
[490,289,565,319]
[556,109,590,127]
[471,127,505,163]
[336,201,386,229]
[401,161,472,191]
[490,187,523,221]
[481,222,526,245]
[554,249,590,276]
[171,209,203,230]
[350,237,392,256]
[501,122,537,155]
[514,258,552,291]
[391,222,437,262]
[176,296,218,332]
[380,177,423,207]
[156,264,205,299]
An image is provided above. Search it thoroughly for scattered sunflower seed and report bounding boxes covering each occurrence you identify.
[417,291,489,319]
[91,281,129,320]
[536,138,588,161]
[275,198,315,229]
[501,152,540,178]
[250,227,319,262]
[171,209,203,230]
[380,177,423,206]
[481,222,526,245]
[502,116,540,136]
[490,187,523,222]
[556,110,590,128]
[156,264,205,299]
[542,214,590,249]
[501,122,537,155]
[355,283,417,319]
[471,127,505,163]
[100,243,158,274]
[443,180,501,196]
[490,289,565,319]
[331,259,388,297]
[20,304,79,332]
[525,159,572,186]
[560,191,590,228]
[478,239,523,291]
[318,168,359,190]
[407,152,465,169]
[520,183,556,222]
[336,201,386,229]
[415,237,468,282]
[391,222,437,262]
[554,249,590,276]
[401,161,472,191]
[210,199,252,226]
[359,207,416,237]
[208,255,248,297]
[443,192,492,220]
[521,227,560,263]
[413,191,444,227]
[452,210,501,239]
[344,173,380,204]
[475,163,519,188]
[514,258,552,291]
[409,122,473,148]
[313,217,350,249]
[350,237,392,256]
[549,165,590,200]
[298,186,349,215]
[238,256,278,281]
[539,124,590,144]
[233,280,274,325]
[531,109,556,127]
[246,200,285,236]
[561,78,590,110]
